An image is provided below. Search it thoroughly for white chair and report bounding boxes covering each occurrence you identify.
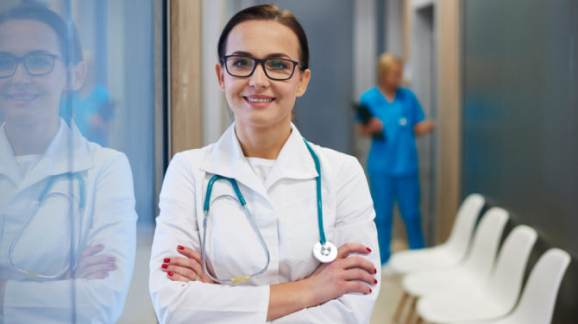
[389,194,486,275]
[390,194,485,323]
[451,248,571,324]
[415,225,538,323]
[398,207,509,324]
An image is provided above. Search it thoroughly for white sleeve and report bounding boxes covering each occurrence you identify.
[3,153,138,324]
[149,153,270,324]
[271,157,381,324]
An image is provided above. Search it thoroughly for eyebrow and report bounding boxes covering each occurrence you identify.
[230,51,293,60]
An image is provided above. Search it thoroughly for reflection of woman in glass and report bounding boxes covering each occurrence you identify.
[0,5,136,323]
[357,53,434,271]
[150,5,379,323]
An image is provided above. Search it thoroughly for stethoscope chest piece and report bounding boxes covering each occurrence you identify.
[313,241,337,263]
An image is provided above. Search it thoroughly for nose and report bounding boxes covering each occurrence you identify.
[11,62,32,84]
[248,62,270,88]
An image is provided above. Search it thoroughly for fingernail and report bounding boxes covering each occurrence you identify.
[369,288,372,293]
[168,271,173,276]
[108,257,115,262]
[161,264,168,269]
[108,263,116,268]
[374,279,378,284]
[164,258,170,263]
[177,245,184,250]
[373,268,377,274]
[366,248,372,252]
[97,244,104,248]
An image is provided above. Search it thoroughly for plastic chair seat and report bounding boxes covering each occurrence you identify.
[389,194,485,275]
[417,290,506,323]
[403,267,486,297]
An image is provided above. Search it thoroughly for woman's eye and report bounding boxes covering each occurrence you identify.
[28,56,50,67]
[232,58,252,67]
[268,59,288,69]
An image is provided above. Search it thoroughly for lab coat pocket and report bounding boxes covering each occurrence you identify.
[10,178,83,279]
[204,193,268,282]
[277,186,335,278]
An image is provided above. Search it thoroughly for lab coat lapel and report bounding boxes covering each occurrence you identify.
[200,123,269,201]
[15,119,94,193]
[264,124,318,189]
[0,124,22,184]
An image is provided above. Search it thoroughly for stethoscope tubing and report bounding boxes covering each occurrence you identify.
[201,138,330,284]
[8,172,86,279]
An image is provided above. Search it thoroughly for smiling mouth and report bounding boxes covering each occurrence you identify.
[245,97,274,103]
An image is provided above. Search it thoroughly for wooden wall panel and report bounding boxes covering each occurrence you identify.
[170,0,202,157]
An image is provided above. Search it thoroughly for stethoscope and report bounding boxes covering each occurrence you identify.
[201,138,338,284]
[8,172,86,279]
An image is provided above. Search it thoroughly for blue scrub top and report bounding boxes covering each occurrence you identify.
[359,87,425,177]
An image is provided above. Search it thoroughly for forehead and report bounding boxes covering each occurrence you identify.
[0,19,61,56]
[226,20,301,59]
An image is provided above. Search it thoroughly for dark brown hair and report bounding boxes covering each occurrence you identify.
[0,4,83,64]
[218,4,309,69]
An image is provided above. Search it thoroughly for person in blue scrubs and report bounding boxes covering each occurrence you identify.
[357,53,434,268]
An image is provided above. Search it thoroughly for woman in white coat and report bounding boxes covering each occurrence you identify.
[0,5,137,323]
[150,5,380,323]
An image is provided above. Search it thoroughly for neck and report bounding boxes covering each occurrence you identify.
[378,84,397,98]
[5,118,60,156]
[235,121,292,160]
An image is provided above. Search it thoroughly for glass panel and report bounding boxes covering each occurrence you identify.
[0,0,161,322]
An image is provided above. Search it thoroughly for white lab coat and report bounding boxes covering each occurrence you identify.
[0,119,137,323]
[150,123,381,324]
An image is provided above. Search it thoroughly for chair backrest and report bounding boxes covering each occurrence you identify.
[508,248,571,324]
[445,194,486,258]
[462,207,509,279]
[486,225,538,310]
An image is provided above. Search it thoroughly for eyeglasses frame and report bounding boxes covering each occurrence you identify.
[0,53,61,79]
[220,54,306,81]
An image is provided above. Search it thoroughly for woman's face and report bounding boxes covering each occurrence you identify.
[0,19,83,127]
[381,62,403,89]
[216,20,310,130]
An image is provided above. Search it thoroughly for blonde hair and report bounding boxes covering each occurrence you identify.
[377,53,403,81]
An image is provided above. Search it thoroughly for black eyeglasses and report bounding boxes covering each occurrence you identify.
[0,54,60,78]
[221,55,305,81]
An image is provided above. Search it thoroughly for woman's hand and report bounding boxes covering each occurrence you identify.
[414,119,435,136]
[358,118,384,137]
[68,244,116,279]
[161,245,214,284]
[304,242,377,306]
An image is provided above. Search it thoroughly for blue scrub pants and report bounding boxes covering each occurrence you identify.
[369,174,425,264]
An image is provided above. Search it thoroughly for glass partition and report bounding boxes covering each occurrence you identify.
[0,0,162,322]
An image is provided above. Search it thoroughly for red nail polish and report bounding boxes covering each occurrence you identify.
[178,245,184,250]
[108,257,115,262]
[369,288,372,293]
[366,248,372,252]
[162,264,168,269]
[168,271,173,276]
[374,279,378,284]
[373,268,377,274]
[164,258,170,263]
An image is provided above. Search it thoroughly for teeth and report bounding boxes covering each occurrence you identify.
[246,97,273,103]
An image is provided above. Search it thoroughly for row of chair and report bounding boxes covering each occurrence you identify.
[388,194,571,324]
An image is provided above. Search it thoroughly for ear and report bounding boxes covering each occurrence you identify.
[67,61,87,91]
[215,63,225,92]
[295,68,311,98]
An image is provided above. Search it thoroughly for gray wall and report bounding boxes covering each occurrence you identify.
[462,0,577,321]
[251,0,355,154]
